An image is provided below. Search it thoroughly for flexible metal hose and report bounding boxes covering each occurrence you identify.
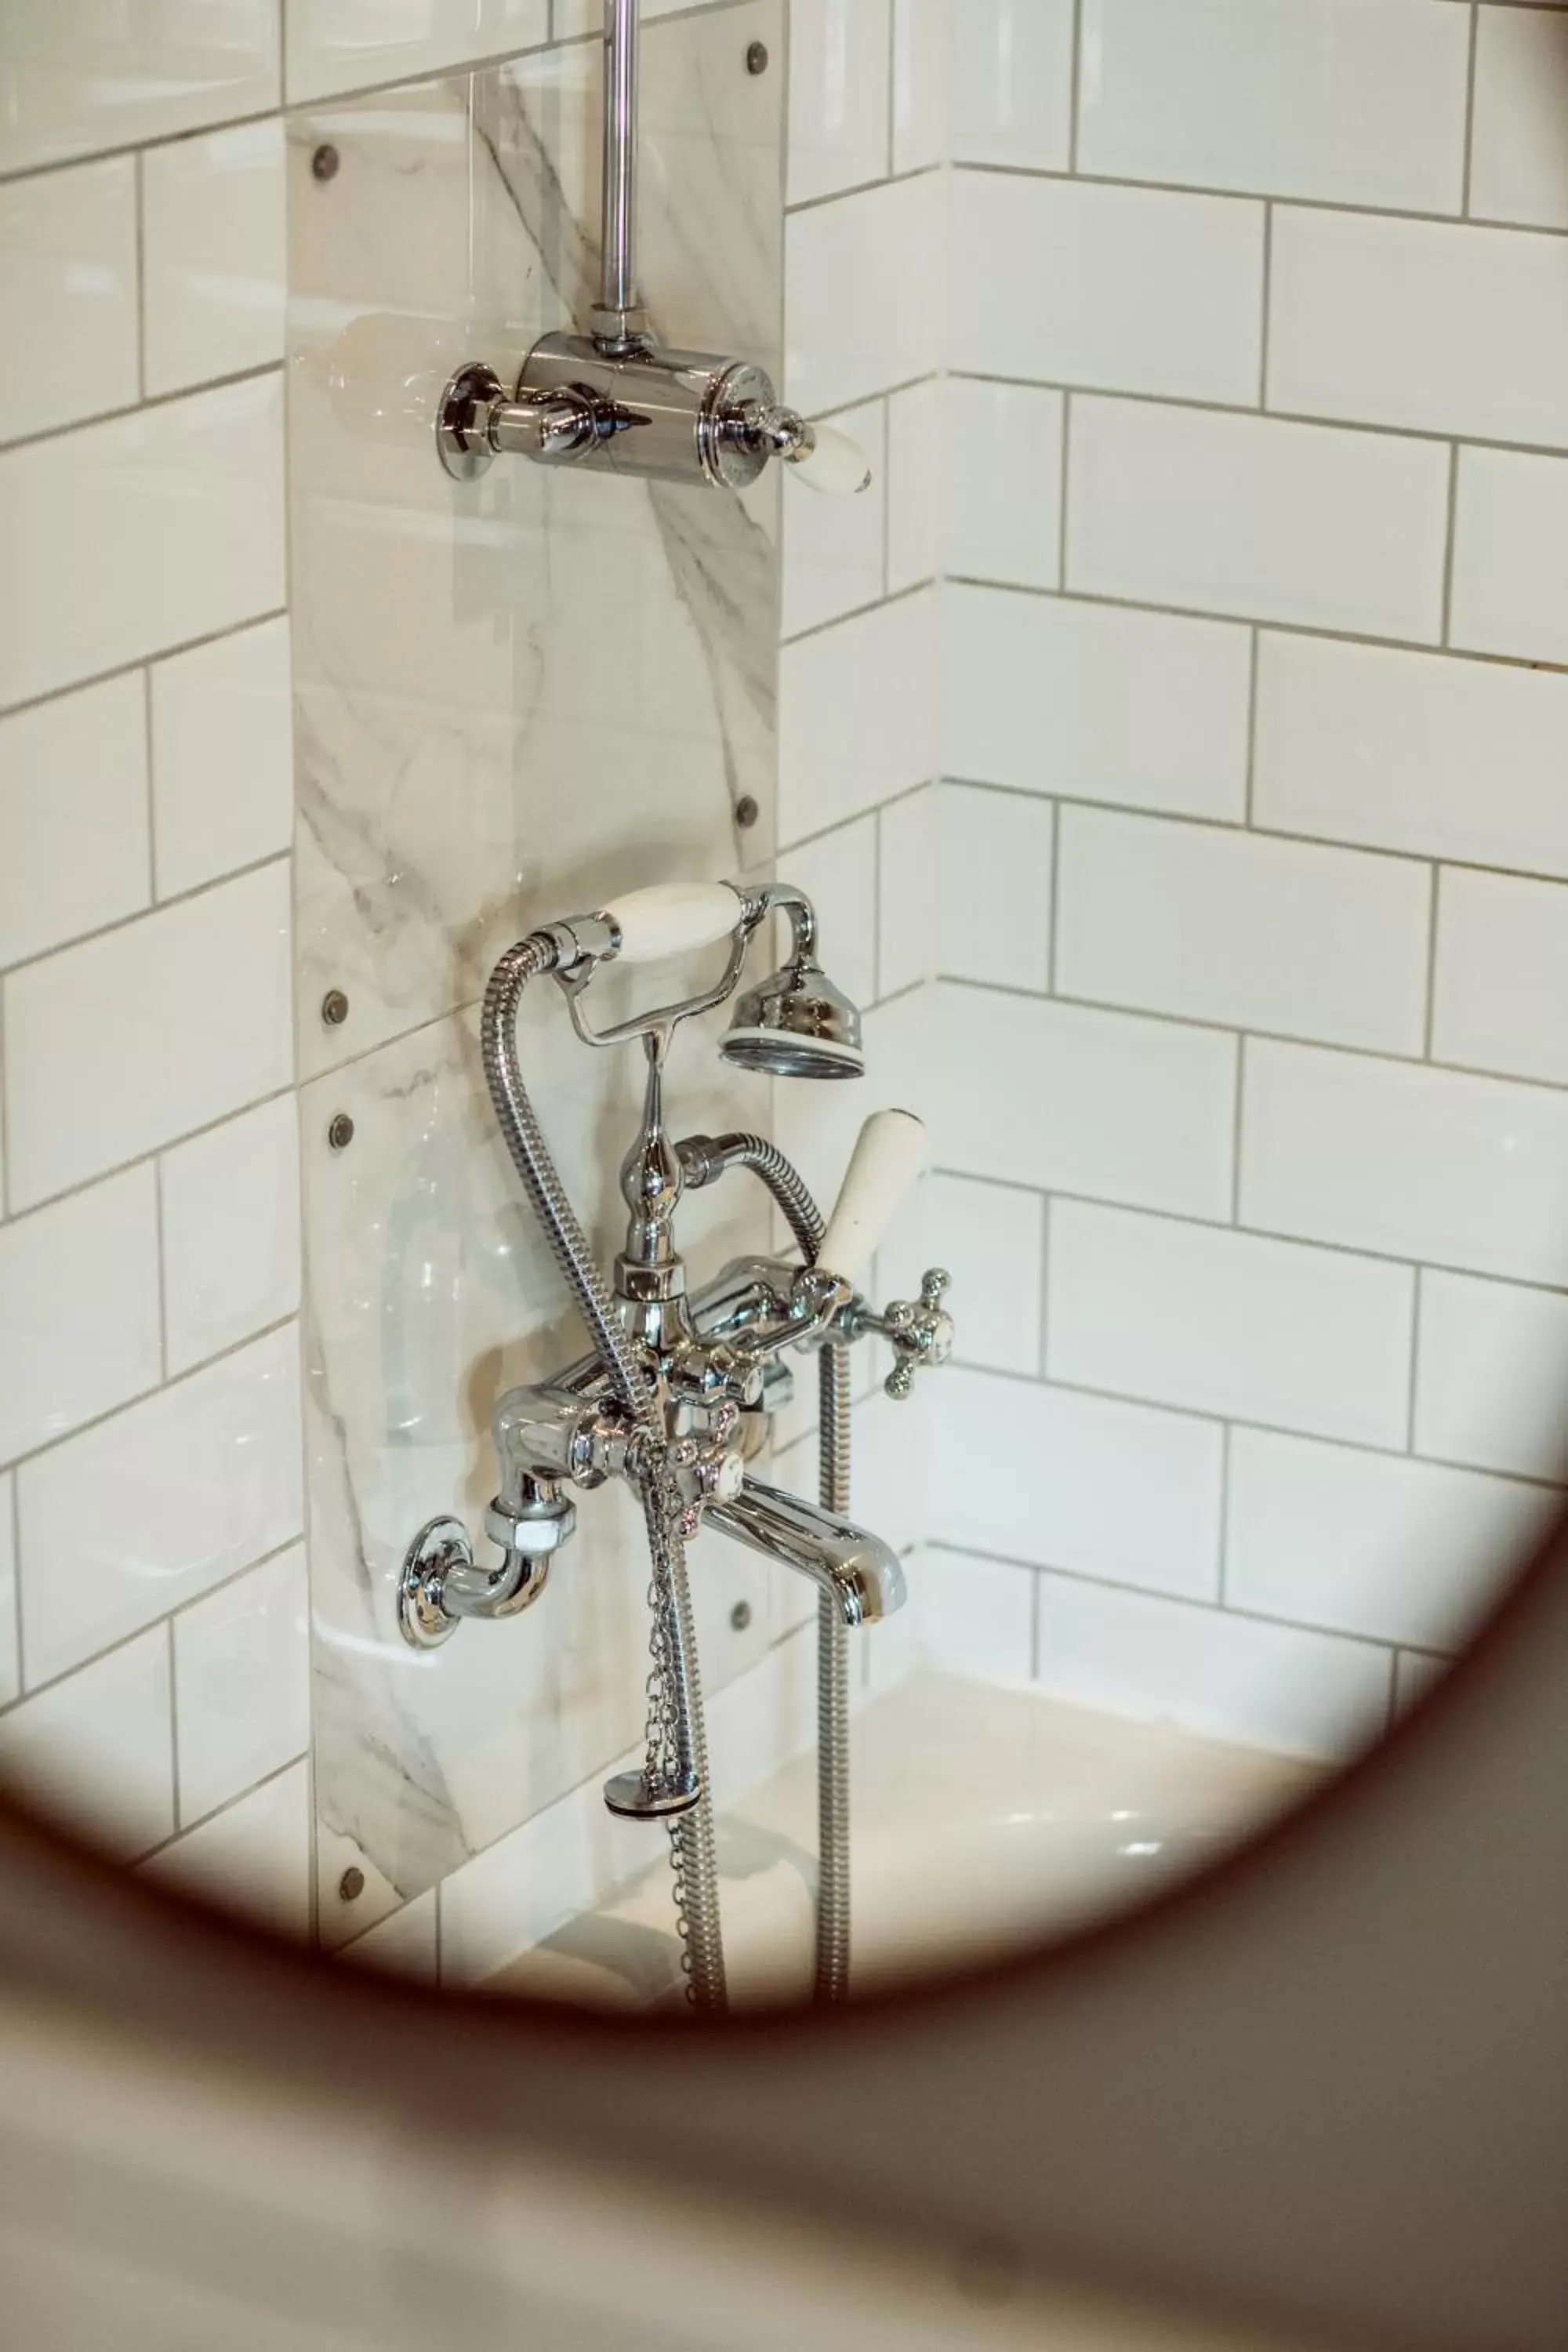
[684,1133,852,2003]
[481,938,726,2013]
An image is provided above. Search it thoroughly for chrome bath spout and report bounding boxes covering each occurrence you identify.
[705,1476,906,1629]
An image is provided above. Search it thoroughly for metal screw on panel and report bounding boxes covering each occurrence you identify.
[311,143,340,183]
[339,1867,365,1904]
[321,988,350,1028]
[328,1112,355,1152]
[746,40,769,74]
[735,794,760,829]
[730,1599,753,1632]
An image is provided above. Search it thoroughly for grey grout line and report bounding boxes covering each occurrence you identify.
[946,366,1568,469]
[931,1349,1566,1498]
[779,569,933,649]
[949,158,1560,242]
[1055,391,1073,586]
[7,1476,23,1701]
[1243,625,1261,823]
[1217,1422,1232,1606]
[1439,440,1461,646]
[884,0,898,181]
[0,358,281,461]
[1461,3,1481,220]
[0,981,10,1212]
[1257,201,1273,409]
[1029,1566,1043,1682]
[8,1534,305,1712]
[1067,0,1084,176]
[1229,1034,1247,1225]
[1406,1268,1425,1454]
[938,963,1568,1109]
[783,159,943,219]
[141,1746,309,1866]
[2,1311,300,1484]
[132,153,147,405]
[933,1537,1415,1664]
[943,569,1554,679]
[1045,798,1063,993]
[1422,863,1443,1058]
[0,845,291,987]
[151,1152,169,1385]
[0,1080,296,1240]
[0,605,289,730]
[1036,1192,1052,1381]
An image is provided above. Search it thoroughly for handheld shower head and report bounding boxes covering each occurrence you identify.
[721,955,864,1079]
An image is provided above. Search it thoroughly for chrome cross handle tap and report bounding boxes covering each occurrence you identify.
[856,1269,955,1400]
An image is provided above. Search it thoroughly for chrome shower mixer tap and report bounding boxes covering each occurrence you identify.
[397,880,951,1864]
[434,0,870,501]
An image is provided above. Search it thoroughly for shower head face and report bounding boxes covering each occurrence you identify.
[720,958,865,1080]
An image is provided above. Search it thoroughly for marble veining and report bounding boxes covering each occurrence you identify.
[290,7,785,1939]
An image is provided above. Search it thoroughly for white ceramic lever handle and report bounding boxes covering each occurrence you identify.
[816,1110,928,1284]
[787,419,873,496]
[600,881,745,964]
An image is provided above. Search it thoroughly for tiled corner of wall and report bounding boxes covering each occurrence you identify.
[920,0,1568,1758]
[0,0,307,1920]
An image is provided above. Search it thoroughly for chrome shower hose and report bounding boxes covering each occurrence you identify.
[688,1132,852,2004]
[481,937,727,2014]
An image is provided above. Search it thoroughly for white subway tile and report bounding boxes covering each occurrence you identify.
[1056,805,1431,1054]
[150,616,294,899]
[934,984,1237,1220]
[1065,397,1450,641]
[1416,1270,1568,1483]
[4,860,292,1209]
[886,379,939,594]
[946,588,1250,820]
[937,785,1054,993]
[1254,632,1568,879]
[772,814,878,1019]
[1470,5,1568,230]
[944,380,1063,593]
[877,787,937,999]
[705,1624,818,1807]
[16,1324,303,1685]
[173,1545,310,1825]
[931,1370,1223,1599]
[1034,1570,1390,1760]
[1268,206,1568,450]
[781,401,887,639]
[0,674,150,969]
[903,1547,1035,1682]
[0,1170,160,1468]
[788,0,891,204]
[786,174,941,413]
[161,1095,301,1377]
[1450,445,1568,665]
[891,0,947,172]
[142,120,287,398]
[952,174,1264,405]
[1227,1428,1549,1652]
[1077,0,1470,215]
[0,1630,172,1860]
[1049,1199,1414,1446]
[0,2,280,174]
[918,1174,1043,1376]
[285,0,548,103]
[779,588,936,844]
[0,372,285,710]
[0,1476,16,1707]
[1433,866,1568,1086]
[950,0,1074,169]
[0,159,138,444]
[145,1759,310,1940]
[1243,1038,1568,1284]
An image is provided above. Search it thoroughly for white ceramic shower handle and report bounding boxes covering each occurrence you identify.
[787,419,873,497]
[817,1110,929,1285]
[600,881,745,964]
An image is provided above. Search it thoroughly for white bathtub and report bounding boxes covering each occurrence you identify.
[488,1671,1322,2009]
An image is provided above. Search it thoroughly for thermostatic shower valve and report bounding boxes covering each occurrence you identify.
[433,0,869,499]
